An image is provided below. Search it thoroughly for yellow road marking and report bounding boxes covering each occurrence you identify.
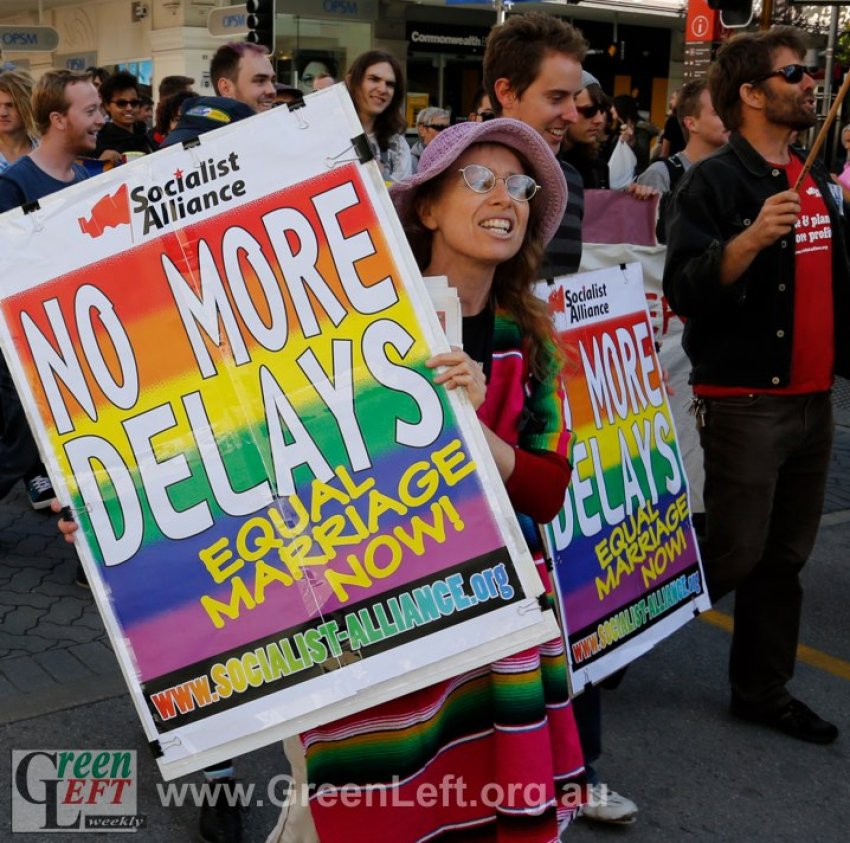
[700,610,850,682]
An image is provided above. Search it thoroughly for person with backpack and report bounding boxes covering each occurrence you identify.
[637,78,728,539]
[637,78,729,243]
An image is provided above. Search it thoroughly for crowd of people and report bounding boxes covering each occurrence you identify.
[0,10,846,843]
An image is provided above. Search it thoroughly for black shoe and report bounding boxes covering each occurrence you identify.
[600,666,628,690]
[198,778,243,843]
[26,473,55,511]
[74,562,90,590]
[731,696,839,745]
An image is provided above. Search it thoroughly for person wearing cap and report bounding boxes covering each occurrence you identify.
[160,42,275,152]
[267,118,584,843]
[151,89,195,147]
[160,96,255,148]
[273,82,304,108]
[560,70,657,200]
[558,70,611,190]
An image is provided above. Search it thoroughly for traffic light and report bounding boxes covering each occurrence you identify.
[246,0,275,54]
[706,0,754,28]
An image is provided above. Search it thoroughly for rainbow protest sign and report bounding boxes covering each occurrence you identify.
[538,264,711,694]
[0,86,557,778]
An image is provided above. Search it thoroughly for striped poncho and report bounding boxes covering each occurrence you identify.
[300,309,584,841]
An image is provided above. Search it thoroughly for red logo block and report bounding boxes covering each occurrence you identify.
[78,184,131,238]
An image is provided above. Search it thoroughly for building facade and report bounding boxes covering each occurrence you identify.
[0,0,688,128]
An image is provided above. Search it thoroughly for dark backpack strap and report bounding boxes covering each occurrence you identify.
[656,154,687,244]
[662,153,686,190]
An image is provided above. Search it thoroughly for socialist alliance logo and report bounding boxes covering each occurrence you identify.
[77,152,246,239]
[78,184,131,238]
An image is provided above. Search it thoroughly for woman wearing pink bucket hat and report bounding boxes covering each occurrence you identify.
[284,119,585,842]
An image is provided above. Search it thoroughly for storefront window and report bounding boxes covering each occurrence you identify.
[274,14,372,94]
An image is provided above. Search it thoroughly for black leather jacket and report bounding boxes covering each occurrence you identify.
[663,131,850,388]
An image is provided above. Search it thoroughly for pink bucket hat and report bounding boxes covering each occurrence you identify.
[390,118,567,247]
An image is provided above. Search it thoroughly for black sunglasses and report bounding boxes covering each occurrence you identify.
[749,63,808,86]
[476,110,496,121]
[424,123,449,131]
[111,98,141,108]
[576,103,605,119]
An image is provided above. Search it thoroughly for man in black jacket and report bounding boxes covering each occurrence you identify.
[664,27,849,745]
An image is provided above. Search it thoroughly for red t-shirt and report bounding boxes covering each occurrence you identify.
[697,155,834,397]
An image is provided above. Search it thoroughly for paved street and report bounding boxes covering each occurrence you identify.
[1,390,849,842]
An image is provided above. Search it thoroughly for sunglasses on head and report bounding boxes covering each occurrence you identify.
[459,164,540,202]
[749,63,808,86]
[111,98,141,109]
[576,103,605,119]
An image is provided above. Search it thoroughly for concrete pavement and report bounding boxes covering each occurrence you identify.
[2,385,849,841]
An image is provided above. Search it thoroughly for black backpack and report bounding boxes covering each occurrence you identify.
[656,154,687,244]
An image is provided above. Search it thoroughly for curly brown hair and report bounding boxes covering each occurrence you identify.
[403,147,562,381]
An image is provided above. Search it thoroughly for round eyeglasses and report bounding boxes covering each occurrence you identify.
[459,164,540,202]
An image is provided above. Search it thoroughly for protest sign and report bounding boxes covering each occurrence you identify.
[538,263,711,694]
[579,189,704,511]
[0,86,558,778]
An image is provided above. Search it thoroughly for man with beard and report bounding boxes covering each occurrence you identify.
[664,27,848,745]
